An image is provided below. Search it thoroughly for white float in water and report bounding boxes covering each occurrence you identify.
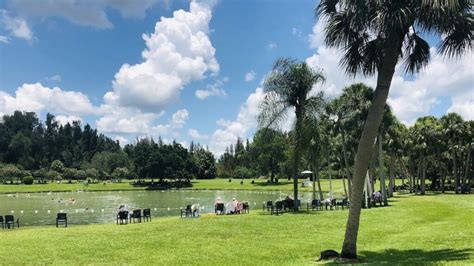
[154,208,157,211]
[167,207,170,211]
[10,210,14,213]
[101,209,104,212]
[47,210,51,214]
[20,210,24,214]
[34,210,38,214]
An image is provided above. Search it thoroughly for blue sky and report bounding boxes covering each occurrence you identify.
[1,0,472,155]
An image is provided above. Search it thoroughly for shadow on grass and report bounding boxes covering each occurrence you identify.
[350,248,473,264]
[251,181,293,187]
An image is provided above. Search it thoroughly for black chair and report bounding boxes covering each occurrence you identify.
[116,211,129,224]
[307,199,323,211]
[0,216,4,229]
[56,213,67,227]
[338,198,350,210]
[263,201,273,211]
[143,208,151,222]
[181,205,193,218]
[271,201,284,216]
[242,202,250,214]
[5,215,19,229]
[130,209,142,223]
[215,203,225,215]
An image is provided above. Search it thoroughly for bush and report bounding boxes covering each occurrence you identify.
[23,175,34,185]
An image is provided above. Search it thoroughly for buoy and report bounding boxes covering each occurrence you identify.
[167,207,170,211]
[11,210,14,213]
[34,210,38,214]
[91,209,94,213]
[47,210,51,213]
[60,210,63,213]
[20,210,24,214]
[101,209,104,212]
[154,208,157,211]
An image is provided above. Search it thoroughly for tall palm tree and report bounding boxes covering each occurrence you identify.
[259,58,325,210]
[317,0,473,259]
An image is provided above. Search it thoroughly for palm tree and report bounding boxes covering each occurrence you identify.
[316,0,473,259]
[259,58,325,210]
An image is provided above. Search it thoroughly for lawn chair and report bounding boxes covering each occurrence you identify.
[263,201,273,211]
[0,216,4,229]
[181,205,193,218]
[271,201,284,216]
[307,199,323,211]
[56,213,67,227]
[242,202,250,214]
[5,215,19,229]
[215,203,225,215]
[130,209,142,223]
[338,198,350,210]
[143,208,151,222]
[116,211,129,225]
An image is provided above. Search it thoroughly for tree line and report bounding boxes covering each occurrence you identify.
[0,111,216,183]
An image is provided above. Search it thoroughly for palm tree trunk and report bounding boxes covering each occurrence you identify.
[292,109,302,210]
[389,154,395,197]
[327,151,333,199]
[378,132,387,205]
[342,170,348,197]
[342,131,352,199]
[421,156,426,195]
[453,149,458,193]
[464,143,471,187]
[340,45,399,259]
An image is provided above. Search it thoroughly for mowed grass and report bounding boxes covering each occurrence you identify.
[0,178,378,195]
[1,193,472,265]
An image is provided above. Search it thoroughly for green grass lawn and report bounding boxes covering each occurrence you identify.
[0,178,381,195]
[1,193,472,265]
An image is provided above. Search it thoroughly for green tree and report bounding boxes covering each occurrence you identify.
[51,160,64,173]
[252,128,287,182]
[259,58,325,210]
[317,0,473,258]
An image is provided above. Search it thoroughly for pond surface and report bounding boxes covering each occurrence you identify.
[0,190,311,226]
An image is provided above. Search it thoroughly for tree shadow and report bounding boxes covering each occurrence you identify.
[252,181,293,187]
[350,248,473,264]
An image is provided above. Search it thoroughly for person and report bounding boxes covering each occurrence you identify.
[214,197,223,205]
[118,204,128,212]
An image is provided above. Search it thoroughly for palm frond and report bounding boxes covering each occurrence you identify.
[403,33,430,74]
[438,14,473,57]
[258,92,290,129]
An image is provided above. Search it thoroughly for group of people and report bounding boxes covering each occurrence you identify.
[215,197,245,214]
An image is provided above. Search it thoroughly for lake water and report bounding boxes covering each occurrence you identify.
[0,190,311,226]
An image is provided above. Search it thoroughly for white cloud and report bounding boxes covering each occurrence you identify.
[106,1,219,111]
[55,115,82,126]
[244,71,255,82]
[188,129,208,140]
[95,108,161,134]
[291,27,302,38]
[114,136,129,147]
[0,83,95,116]
[0,9,33,41]
[171,109,189,128]
[265,42,277,50]
[0,35,9,43]
[195,78,227,100]
[447,91,474,120]
[388,49,474,124]
[209,87,266,155]
[46,74,62,82]
[7,0,159,29]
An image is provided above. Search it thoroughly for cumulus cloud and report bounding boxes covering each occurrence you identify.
[0,35,9,43]
[0,9,33,41]
[244,71,255,82]
[188,129,208,140]
[55,115,83,126]
[6,0,159,29]
[95,108,161,134]
[195,78,227,100]
[106,1,219,111]
[265,42,277,50]
[0,83,95,117]
[209,87,266,155]
[114,136,129,147]
[291,27,302,38]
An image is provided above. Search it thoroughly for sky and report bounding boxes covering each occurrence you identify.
[0,0,473,155]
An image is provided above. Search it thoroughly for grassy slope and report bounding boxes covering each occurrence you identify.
[1,193,472,265]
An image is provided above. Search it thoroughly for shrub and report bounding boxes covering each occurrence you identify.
[23,175,34,185]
